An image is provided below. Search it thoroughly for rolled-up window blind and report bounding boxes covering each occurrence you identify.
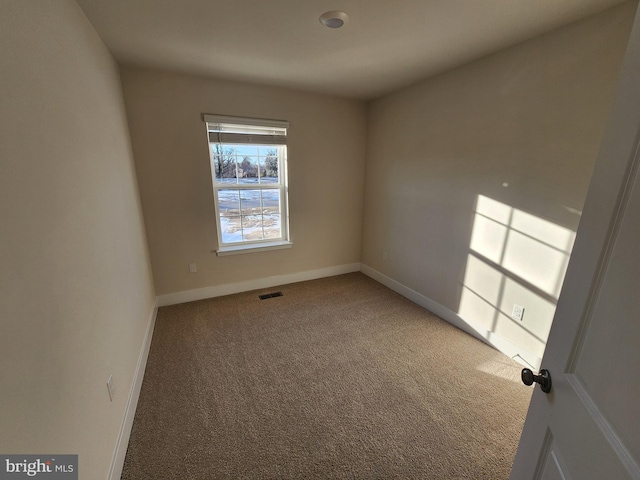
[204,114,288,145]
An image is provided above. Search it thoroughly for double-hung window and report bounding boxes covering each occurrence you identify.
[204,114,291,255]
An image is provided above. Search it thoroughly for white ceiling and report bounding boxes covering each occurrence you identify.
[76,0,629,100]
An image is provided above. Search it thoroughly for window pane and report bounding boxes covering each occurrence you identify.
[212,153,223,181]
[235,145,259,156]
[211,145,238,183]
[241,215,264,241]
[263,214,282,239]
[220,216,242,243]
[261,148,279,183]
[238,156,260,184]
[218,190,240,216]
[240,190,262,216]
[261,189,280,214]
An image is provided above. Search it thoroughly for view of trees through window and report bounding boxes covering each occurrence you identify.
[210,143,284,243]
[205,115,289,249]
[212,144,278,183]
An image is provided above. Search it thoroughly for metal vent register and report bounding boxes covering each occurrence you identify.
[259,292,283,300]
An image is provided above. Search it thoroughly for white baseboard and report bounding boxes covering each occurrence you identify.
[360,264,542,370]
[156,263,362,307]
[156,262,541,368]
[108,303,158,480]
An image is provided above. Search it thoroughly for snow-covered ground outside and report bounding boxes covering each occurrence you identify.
[220,214,281,242]
[217,186,282,242]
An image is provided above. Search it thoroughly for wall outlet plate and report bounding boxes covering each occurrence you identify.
[512,304,525,321]
[189,263,197,273]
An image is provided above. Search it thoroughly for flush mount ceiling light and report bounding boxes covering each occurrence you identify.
[319,11,349,29]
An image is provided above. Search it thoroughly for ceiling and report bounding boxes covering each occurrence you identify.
[76,0,629,100]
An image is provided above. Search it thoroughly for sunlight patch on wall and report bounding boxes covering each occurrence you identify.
[469,215,508,263]
[503,210,575,298]
[460,195,576,362]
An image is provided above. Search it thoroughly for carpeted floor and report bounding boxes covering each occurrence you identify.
[121,273,531,479]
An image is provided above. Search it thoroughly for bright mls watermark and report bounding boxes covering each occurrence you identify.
[0,456,77,479]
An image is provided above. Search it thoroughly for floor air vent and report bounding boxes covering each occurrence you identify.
[259,292,283,300]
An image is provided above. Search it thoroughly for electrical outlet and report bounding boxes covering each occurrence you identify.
[512,304,525,321]
[107,375,116,402]
[382,251,388,261]
[189,263,197,273]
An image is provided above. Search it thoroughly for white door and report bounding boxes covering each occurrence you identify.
[510,5,640,479]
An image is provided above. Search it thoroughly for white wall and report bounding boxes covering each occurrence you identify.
[361,2,636,366]
[0,3,632,475]
[120,67,367,296]
[0,2,155,478]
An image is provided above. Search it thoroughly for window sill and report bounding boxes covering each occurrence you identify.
[216,241,293,257]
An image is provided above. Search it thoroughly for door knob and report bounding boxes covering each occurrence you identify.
[521,368,552,393]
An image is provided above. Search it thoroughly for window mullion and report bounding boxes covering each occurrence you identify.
[214,184,281,190]
[259,189,264,240]
[238,186,245,242]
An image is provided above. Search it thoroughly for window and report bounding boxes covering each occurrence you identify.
[204,114,291,255]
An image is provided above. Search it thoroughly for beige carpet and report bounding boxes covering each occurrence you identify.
[122,273,531,479]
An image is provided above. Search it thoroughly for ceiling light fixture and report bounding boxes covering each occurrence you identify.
[319,11,349,29]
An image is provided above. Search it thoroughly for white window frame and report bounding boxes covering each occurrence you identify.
[204,114,292,256]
